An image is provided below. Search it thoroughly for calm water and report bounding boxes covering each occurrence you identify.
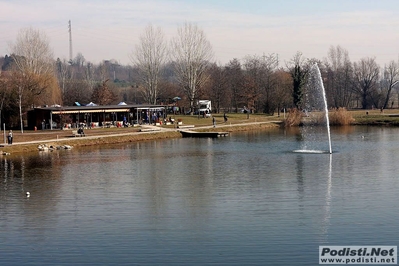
[1,126,398,265]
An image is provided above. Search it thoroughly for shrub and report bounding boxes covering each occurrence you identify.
[329,107,354,125]
[283,108,302,127]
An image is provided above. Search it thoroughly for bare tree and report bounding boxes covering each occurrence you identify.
[132,24,167,104]
[84,62,96,97]
[73,52,86,68]
[273,69,293,116]
[243,55,263,113]
[324,45,354,108]
[0,70,9,129]
[56,58,72,98]
[225,58,244,112]
[9,27,58,132]
[91,79,116,105]
[381,60,399,109]
[170,22,214,114]
[243,54,279,114]
[207,63,228,113]
[353,57,380,109]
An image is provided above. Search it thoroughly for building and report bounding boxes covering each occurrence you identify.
[27,104,166,130]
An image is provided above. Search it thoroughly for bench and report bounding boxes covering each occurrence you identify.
[72,130,85,137]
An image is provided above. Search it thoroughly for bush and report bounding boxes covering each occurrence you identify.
[329,107,354,125]
[283,108,302,127]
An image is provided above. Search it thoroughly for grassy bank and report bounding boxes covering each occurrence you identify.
[0,131,183,154]
[0,113,281,155]
[349,109,399,126]
[1,110,399,155]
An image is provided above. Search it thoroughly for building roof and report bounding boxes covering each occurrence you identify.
[32,104,165,114]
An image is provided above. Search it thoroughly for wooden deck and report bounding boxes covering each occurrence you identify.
[179,130,229,138]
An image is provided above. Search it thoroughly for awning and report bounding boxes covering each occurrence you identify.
[52,110,81,114]
[52,108,130,115]
[136,107,165,110]
[102,109,130,112]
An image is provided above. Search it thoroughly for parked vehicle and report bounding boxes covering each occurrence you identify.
[198,100,212,117]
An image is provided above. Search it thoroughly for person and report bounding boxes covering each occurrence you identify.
[77,127,85,137]
[224,113,228,123]
[212,117,216,128]
[8,130,13,144]
[123,115,128,127]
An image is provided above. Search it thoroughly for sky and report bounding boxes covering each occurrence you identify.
[1,0,399,67]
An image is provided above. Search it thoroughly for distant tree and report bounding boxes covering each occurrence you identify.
[170,22,213,114]
[353,57,380,109]
[91,79,116,105]
[0,70,9,127]
[324,45,354,108]
[1,55,14,71]
[273,69,293,116]
[243,54,279,114]
[287,52,308,109]
[243,55,264,112]
[241,74,257,114]
[83,62,96,97]
[206,63,228,113]
[9,27,60,132]
[0,71,18,127]
[56,58,73,99]
[381,60,399,109]
[132,24,167,104]
[225,58,244,112]
[64,79,91,106]
[73,52,86,68]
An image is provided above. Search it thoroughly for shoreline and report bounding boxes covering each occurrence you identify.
[3,108,399,156]
[0,122,280,155]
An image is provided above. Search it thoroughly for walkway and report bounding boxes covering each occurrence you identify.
[1,121,281,147]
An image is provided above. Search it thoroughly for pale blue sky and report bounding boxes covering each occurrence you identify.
[1,0,399,66]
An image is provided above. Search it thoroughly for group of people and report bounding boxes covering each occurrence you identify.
[212,113,228,128]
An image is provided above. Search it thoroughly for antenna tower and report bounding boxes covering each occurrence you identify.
[68,20,73,63]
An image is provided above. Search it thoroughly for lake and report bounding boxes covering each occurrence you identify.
[1,126,398,265]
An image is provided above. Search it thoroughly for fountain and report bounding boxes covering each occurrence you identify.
[294,63,332,154]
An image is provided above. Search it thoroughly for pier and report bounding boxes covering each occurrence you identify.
[179,130,229,138]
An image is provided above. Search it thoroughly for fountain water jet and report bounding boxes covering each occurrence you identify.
[293,63,332,154]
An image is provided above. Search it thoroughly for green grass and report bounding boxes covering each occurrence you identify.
[165,113,283,127]
[350,109,399,125]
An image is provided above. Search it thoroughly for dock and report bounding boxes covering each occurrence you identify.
[179,130,229,138]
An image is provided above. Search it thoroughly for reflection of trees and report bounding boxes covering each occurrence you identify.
[295,155,305,200]
[0,153,64,241]
[133,139,214,229]
[294,153,333,242]
[320,155,332,241]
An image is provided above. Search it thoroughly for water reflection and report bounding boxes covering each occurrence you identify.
[321,154,332,242]
[1,126,399,265]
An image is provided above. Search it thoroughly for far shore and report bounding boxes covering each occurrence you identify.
[2,109,399,155]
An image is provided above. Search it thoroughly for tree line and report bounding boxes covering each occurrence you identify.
[1,23,399,130]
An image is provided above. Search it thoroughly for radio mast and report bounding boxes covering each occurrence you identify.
[68,20,73,63]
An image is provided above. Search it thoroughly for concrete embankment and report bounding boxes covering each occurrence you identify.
[0,122,280,155]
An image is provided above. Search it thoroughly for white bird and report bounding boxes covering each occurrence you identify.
[26,192,30,197]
